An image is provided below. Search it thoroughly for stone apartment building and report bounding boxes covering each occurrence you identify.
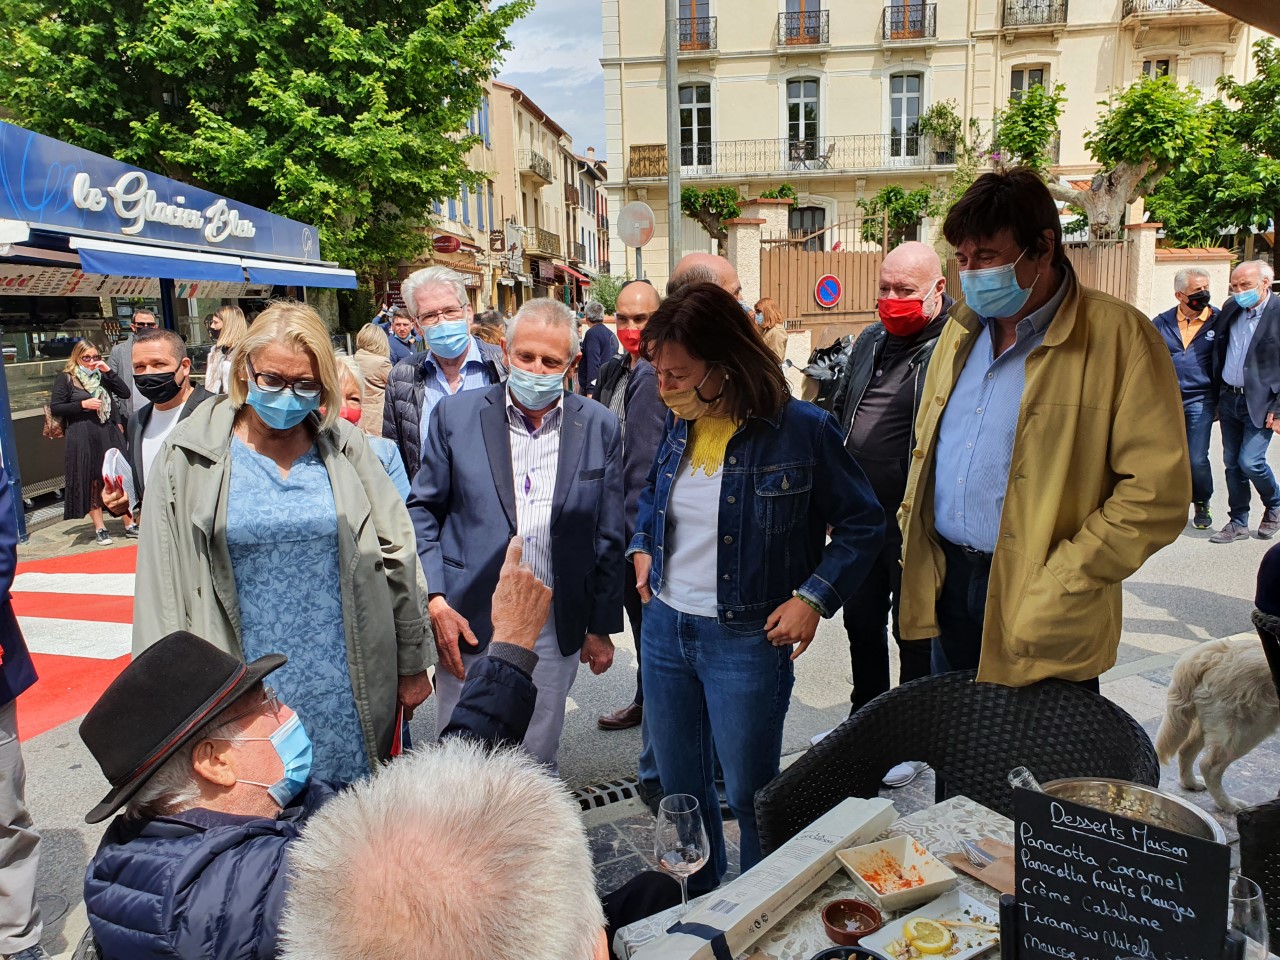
[602,0,1266,291]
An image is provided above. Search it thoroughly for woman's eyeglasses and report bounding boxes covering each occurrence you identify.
[246,358,323,400]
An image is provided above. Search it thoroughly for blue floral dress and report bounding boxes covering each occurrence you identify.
[226,437,370,785]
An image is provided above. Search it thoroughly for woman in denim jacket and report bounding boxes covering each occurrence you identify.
[629,283,885,890]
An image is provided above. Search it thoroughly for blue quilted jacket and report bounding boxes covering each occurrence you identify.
[84,650,537,960]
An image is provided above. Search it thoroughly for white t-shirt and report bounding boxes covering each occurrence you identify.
[140,403,185,485]
[657,456,723,618]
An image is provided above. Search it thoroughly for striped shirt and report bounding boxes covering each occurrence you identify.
[507,391,563,588]
[1222,298,1268,388]
[419,336,494,434]
[933,274,1069,553]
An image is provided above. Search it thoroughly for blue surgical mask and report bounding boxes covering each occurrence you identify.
[1235,287,1262,311]
[235,713,314,807]
[508,366,566,410]
[246,382,319,431]
[424,319,472,359]
[960,249,1035,319]
[755,312,764,325]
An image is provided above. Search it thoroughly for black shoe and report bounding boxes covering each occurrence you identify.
[1192,502,1212,530]
[1260,507,1280,540]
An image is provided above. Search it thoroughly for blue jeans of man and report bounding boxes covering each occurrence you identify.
[1219,390,1280,526]
[641,597,795,893]
[1183,398,1216,505]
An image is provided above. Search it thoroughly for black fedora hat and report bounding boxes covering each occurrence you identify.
[79,631,286,824]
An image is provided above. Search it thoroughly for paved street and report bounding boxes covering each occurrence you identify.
[12,430,1280,956]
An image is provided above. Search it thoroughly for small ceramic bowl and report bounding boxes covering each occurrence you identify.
[821,898,883,947]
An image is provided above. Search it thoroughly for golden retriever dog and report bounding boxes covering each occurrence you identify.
[1155,637,1280,814]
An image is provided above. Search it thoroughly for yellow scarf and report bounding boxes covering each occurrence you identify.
[686,416,739,477]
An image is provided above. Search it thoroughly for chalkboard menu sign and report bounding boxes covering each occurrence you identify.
[1013,788,1229,960]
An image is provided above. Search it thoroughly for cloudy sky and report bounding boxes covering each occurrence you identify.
[497,0,608,160]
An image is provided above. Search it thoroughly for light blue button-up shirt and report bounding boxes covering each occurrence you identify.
[419,336,494,433]
[933,275,1070,553]
[1221,297,1268,388]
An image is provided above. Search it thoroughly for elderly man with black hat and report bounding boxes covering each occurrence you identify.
[80,539,549,960]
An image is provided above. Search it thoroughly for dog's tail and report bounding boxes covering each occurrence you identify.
[1155,641,1226,763]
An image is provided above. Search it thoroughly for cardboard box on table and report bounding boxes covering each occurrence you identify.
[631,797,897,960]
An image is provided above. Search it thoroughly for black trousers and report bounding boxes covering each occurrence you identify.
[844,538,932,712]
[624,559,645,706]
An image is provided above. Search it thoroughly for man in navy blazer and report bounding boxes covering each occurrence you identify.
[0,459,46,960]
[409,298,624,770]
[1211,260,1280,544]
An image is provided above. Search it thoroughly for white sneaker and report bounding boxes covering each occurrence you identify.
[882,761,928,788]
[810,728,834,747]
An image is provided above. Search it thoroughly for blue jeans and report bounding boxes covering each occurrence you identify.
[1219,391,1280,525]
[1184,398,1216,505]
[641,597,795,892]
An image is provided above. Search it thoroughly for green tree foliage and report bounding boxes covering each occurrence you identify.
[758,183,797,201]
[0,0,531,277]
[587,271,630,313]
[920,99,990,231]
[992,83,1065,175]
[680,185,742,245]
[858,185,935,246]
[1149,39,1280,248]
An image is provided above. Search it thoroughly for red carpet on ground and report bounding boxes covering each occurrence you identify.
[13,545,136,741]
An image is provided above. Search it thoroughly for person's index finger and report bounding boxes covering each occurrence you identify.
[503,536,524,568]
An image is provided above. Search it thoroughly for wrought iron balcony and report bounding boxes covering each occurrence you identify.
[627,134,950,181]
[1003,0,1068,26]
[519,149,552,184]
[525,227,561,258]
[882,3,936,41]
[678,16,717,51]
[564,183,581,206]
[779,10,830,46]
[572,241,587,263]
[1122,0,1214,13]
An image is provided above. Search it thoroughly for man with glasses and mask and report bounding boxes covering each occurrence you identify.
[101,328,211,521]
[898,168,1188,691]
[1209,260,1280,544]
[82,539,558,960]
[1152,268,1221,532]
[108,308,159,420]
[409,299,623,771]
[383,266,506,481]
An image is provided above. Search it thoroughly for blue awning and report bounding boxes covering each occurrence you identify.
[243,258,358,290]
[71,237,245,282]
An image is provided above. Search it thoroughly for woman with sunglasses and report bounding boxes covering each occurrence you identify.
[132,302,432,786]
[50,339,137,545]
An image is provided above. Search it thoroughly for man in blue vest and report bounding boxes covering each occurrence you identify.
[0,460,46,960]
[1152,267,1222,532]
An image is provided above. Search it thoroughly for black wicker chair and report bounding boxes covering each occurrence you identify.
[754,670,1159,855]
[1251,610,1280,703]
[1239,797,1280,949]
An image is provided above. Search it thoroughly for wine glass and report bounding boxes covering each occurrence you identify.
[1229,875,1269,960]
[655,793,709,914]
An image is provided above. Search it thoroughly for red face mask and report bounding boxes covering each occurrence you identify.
[877,295,933,337]
[339,407,362,426]
[617,328,643,357]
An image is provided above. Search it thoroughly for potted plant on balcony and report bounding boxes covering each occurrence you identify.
[918,100,962,165]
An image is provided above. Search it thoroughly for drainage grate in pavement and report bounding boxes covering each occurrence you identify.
[573,776,640,811]
[24,503,64,531]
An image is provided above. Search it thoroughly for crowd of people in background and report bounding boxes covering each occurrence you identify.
[2,165,1276,960]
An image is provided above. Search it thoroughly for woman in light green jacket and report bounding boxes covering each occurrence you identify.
[133,302,434,783]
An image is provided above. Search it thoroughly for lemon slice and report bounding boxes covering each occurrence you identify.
[903,917,954,955]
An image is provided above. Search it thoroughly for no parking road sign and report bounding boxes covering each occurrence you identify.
[815,274,842,309]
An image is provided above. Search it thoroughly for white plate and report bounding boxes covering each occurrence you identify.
[857,890,1000,960]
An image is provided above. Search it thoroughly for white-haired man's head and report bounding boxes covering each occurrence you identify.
[280,740,609,960]
[505,298,582,359]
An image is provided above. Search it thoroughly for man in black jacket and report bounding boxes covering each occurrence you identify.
[829,241,950,786]
[593,280,665,805]
[382,266,506,481]
[578,300,619,399]
[101,328,211,520]
[1210,260,1280,544]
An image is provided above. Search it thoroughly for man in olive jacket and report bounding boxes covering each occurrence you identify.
[898,169,1189,688]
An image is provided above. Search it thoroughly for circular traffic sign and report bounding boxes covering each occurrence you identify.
[815,274,842,309]
[616,201,656,248]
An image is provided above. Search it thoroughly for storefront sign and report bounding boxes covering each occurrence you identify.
[489,230,505,254]
[432,235,461,254]
[0,263,161,297]
[1014,788,1228,960]
[0,121,321,261]
[536,259,556,283]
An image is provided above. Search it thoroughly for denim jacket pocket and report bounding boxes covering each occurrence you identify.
[753,465,814,533]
